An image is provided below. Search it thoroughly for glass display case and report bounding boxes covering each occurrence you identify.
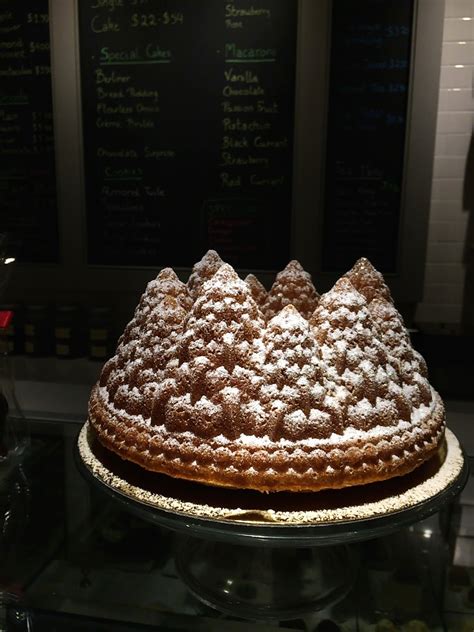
[0,417,472,631]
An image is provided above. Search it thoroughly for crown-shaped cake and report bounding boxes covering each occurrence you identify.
[88,251,445,492]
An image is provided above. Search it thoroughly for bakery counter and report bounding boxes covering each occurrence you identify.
[0,417,473,632]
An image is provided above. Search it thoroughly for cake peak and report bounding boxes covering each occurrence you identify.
[156,267,180,282]
[368,296,429,381]
[197,249,222,265]
[245,272,263,284]
[204,262,243,288]
[264,259,319,320]
[318,277,367,310]
[244,273,267,308]
[331,276,359,294]
[274,259,314,284]
[353,256,374,269]
[189,262,263,332]
[151,267,188,295]
[282,259,305,273]
[344,257,392,303]
[142,265,191,313]
[268,303,307,328]
[187,249,225,298]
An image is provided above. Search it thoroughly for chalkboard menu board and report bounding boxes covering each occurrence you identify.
[0,2,58,263]
[79,1,297,269]
[322,0,414,273]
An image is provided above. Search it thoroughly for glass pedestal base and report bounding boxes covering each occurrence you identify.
[175,535,356,620]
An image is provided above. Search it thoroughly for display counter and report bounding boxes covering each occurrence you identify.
[1,416,473,631]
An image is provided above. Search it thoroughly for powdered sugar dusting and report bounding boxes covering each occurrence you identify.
[99,273,189,422]
[187,250,224,299]
[369,298,429,386]
[310,277,415,431]
[343,257,393,303]
[79,423,462,523]
[263,260,320,321]
[151,262,267,437]
[91,252,445,493]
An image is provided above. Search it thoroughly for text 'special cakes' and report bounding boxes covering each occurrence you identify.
[88,251,445,492]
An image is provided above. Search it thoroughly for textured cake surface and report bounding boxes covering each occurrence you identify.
[263,259,320,321]
[88,251,445,492]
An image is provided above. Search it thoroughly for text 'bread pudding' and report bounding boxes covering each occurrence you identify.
[88,251,445,492]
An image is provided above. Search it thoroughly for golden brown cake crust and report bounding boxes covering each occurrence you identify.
[244,273,268,307]
[89,385,445,492]
[344,257,393,303]
[263,260,320,320]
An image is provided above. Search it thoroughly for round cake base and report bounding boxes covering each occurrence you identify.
[77,422,467,546]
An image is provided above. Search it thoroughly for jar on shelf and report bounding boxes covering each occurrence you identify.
[54,305,83,358]
[88,307,113,361]
[0,305,17,355]
[23,304,52,356]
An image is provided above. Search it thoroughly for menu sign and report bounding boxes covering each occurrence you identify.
[79,0,297,268]
[322,0,414,273]
[0,3,58,263]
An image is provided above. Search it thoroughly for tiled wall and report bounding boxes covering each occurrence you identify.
[415,0,474,329]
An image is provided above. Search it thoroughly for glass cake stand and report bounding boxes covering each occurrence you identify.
[75,425,468,621]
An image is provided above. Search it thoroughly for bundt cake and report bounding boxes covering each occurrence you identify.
[88,252,445,492]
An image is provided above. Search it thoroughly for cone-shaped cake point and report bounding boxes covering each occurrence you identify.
[244,273,267,307]
[263,260,320,321]
[187,250,224,298]
[343,257,392,303]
